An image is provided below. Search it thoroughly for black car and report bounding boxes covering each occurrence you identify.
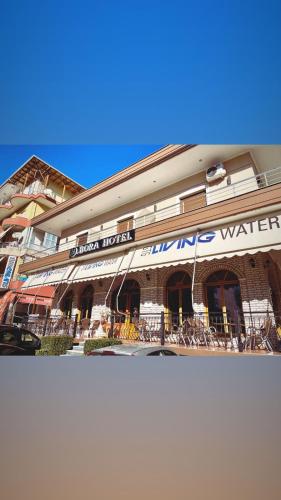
[0,325,41,356]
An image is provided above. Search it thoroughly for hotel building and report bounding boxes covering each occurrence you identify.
[19,145,281,340]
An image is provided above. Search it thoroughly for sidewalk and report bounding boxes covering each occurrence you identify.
[121,339,278,356]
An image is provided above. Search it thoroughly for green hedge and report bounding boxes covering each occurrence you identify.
[84,338,122,355]
[35,349,50,356]
[40,335,73,356]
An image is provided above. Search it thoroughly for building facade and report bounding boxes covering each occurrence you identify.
[19,145,281,339]
[0,155,84,322]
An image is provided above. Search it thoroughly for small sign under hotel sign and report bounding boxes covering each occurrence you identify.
[69,229,135,258]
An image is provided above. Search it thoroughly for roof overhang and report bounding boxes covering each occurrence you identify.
[30,144,271,236]
[0,155,85,195]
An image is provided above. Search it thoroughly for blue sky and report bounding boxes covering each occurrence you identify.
[1,1,281,143]
[0,145,162,187]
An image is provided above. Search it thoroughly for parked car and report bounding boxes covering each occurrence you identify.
[0,325,41,355]
[87,344,178,356]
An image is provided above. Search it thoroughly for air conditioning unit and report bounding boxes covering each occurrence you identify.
[206,162,226,183]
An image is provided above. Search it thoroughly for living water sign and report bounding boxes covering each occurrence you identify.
[135,214,281,267]
[1,255,17,289]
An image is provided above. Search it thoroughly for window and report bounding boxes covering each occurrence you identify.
[21,332,35,345]
[43,232,58,249]
[0,330,18,345]
[147,350,177,356]
[76,232,88,246]
[117,217,134,233]
[180,191,206,214]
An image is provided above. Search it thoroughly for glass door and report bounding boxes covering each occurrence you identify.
[206,271,242,333]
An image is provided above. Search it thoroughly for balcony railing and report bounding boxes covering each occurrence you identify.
[17,311,280,352]
[0,185,61,206]
[0,241,21,249]
[0,240,58,259]
[22,165,281,263]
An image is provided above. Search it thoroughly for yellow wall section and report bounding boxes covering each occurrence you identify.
[15,201,48,219]
[47,180,73,201]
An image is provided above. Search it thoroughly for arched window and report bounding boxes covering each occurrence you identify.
[62,291,73,319]
[80,285,94,319]
[205,270,242,332]
[166,271,193,323]
[111,279,140,317]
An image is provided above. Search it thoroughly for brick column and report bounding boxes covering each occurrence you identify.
[192,282,205,314]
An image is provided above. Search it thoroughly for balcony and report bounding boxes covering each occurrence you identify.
[19,166,281,273]
[0,185,60,206]
[0,185,60,220]
[0,241,24,257]
[2,216,30,231]
[0,240,57,259]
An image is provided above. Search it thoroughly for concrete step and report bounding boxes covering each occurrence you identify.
[61,346,85,356]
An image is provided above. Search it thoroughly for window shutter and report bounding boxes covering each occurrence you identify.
[117,217,134,233]
[77,233,88,245]
[180,191,206,213]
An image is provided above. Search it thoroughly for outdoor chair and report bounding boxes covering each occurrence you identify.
[79,318,91,338]
[136,319,151,342]
[179,317,221,348]
[53,316,67,334]
[245,318,273,352]
[113,322,122,338]
[180,317,205,347]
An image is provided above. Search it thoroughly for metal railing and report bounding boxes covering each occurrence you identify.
[0,240,56,258]
[21,165,281,263]
[0,241,21,249]
[0,185,60,206]
[20,310,281,352]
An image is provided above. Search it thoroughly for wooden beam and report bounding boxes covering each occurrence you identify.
[22,172,29,191]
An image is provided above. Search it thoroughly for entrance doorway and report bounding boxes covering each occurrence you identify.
[62,291,73,319]
[111,279,140,317]
[166,271,193,324]
[80,285,94,319]
[205,270,242,333]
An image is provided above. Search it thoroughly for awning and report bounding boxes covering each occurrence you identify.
[21,213,281,287]
[125,213,281,272]
[70,213,281,281]
[71,256,124,283]
[22,264,75,289]
[17,294,53,306]
[15,284,54,302]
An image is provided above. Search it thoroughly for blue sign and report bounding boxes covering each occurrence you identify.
[1,256,17,289]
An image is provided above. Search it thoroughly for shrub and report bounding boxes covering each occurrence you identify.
[35,349,50,356]
[84,338,122,355]
[40,335,73,356]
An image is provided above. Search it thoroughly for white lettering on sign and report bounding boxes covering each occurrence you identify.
[70,230,135,258]
[140,215,281,259]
